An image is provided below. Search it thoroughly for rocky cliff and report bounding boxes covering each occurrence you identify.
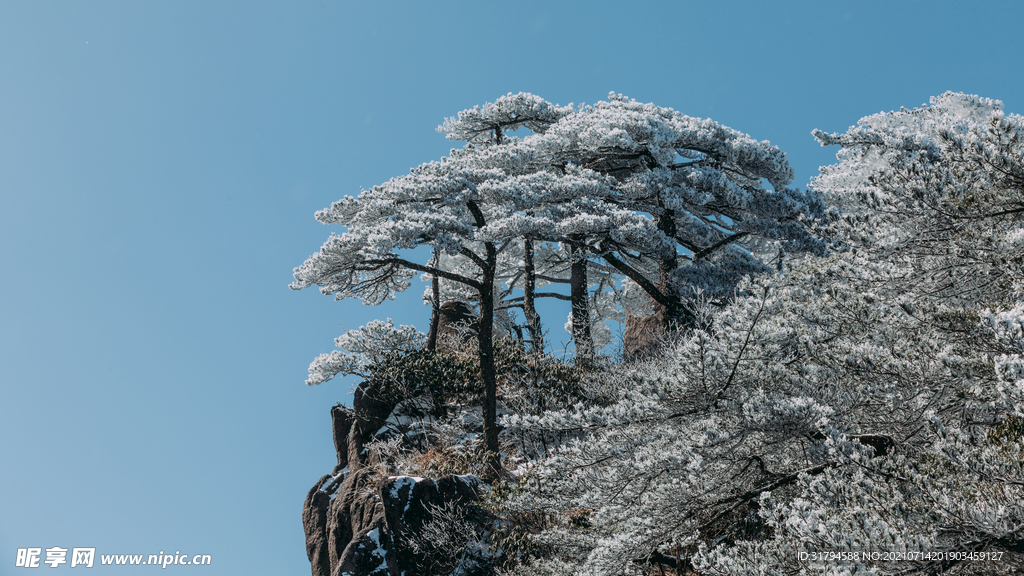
[302,384,487,576]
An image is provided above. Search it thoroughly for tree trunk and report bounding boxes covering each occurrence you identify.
[656,208,679,331]
[570,235,594,365]
[425,250,440,352]
[523,238,544,354]
[464,198,501,477]
[478,241,501,477]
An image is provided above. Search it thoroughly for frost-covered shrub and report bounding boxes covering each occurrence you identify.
[305,318,426,386]
[493,339,593,416]
[367,348,480,419]
[405,499,494,576]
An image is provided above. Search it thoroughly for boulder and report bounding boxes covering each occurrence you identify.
[379,475,483,576]
[622,310,665,359]
[435,302,478,352]
[335,524,389,576]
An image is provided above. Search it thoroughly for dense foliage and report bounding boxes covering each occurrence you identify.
[498,92,1024,576]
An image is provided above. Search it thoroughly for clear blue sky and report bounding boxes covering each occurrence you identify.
[1,1,1021,574]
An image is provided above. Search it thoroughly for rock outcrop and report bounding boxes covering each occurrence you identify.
[303,465,483,576]
[329,470,388,575]
[622,309,665,359]
[381,475,483,573]
[435,301,478,353]
[304,379,486,576]
[303,474,337,576]
[330,405,353,473]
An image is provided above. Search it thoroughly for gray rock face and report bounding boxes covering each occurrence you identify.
[328,471,382,570]
[301,468,385,576]
[303,474,337,576]
[335,524,389,576]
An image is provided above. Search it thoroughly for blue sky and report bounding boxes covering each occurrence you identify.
[1,1,1022,574]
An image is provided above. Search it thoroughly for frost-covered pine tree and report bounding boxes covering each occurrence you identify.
[500,93,1024,576]
[446,93,828,356]
[290,117,533,473]
[293,93,594,473]
[539,94,827,329]
[437,93,619,362]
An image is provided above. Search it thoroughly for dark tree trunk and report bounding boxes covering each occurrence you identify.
[656,208,680,331]
[478,240,501,477]
[465,196,502,478]
[569,235,594,365]
[425,250,440,352]
[657,208,677,291]
[523,237,544,354]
